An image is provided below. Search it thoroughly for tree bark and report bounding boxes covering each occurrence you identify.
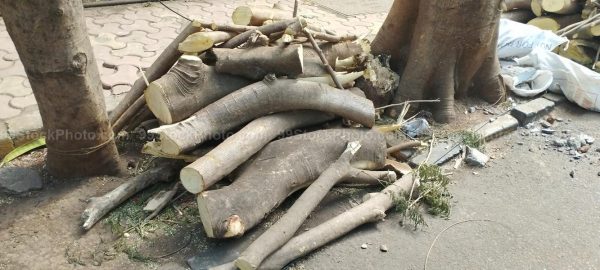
[235,141,363,270]
[372,0,506,123]
[196,128,387,238]
[0,0,123,177]
[260,173,415,269]
[302,41,364,77]
[222,20,296,48]
[180,111,335,194]
[144,55,251,124]
[148,80,376,155]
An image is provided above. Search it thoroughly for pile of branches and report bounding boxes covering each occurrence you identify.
[502,0,600,69]
[80,2,449,269]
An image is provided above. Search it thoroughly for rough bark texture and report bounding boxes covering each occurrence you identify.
[197,128,386,239]
[222,19,295,48]
[180,111,335,194]
[81,163,178,230]
[302,41,364,77]
[144,55,251,124]
[235,142,362,270]
[109,22,201,131]
[0,0,123,177]
[260,174,415,269]
[372,0,507,123]
[211,44,304,80]
[355,55,400,107]
[148,80,376,155]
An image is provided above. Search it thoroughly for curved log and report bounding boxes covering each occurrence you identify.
[144,55,250,124]
[180,111,335,194]
[197,128,387,238]
[148,80,376,155]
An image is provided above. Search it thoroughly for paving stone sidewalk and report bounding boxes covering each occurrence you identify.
[0,0,386,156]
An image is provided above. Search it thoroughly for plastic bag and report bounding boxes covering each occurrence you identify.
[501,65,553,97]
[515,48,600,112]
[497,19,568,59]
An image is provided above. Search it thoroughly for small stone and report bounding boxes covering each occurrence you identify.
[579,145,591,153]
[530,128,541,134]
[562,130,570,134]
[517,142,524,145]
[0,167,42,194]
[555,117,564,122]
[124,232,131,238]
[529,147,535,152]
[380,245,388,252]
[569,170,575,178]
[465,146,490,167]
[553,139,567,147]
[361,244,368,249]
[597,172,600,176]
[567,137,582,148]
[569,150,577,155]
[525,123,534,129]
[541,128,556,135]
[579,134,594,145]
[540,120,552,128]
[468,107,476,113]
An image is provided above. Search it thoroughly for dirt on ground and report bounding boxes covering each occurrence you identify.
[1,100,599,270]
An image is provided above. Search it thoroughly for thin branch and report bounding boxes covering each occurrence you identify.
[376,99,440,110]
[303,29,344,89]
[293,0,299,17]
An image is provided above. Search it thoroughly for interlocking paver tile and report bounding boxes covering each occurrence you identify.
[116,30,158,45]
[1,60,25,78]
[143,39,172,53]
[93,45,125,67]
[10,94,37,109]
[150,17,185,31]
[2,51,19,62]
[121,19,160,34]
[111,42,155,58]
[0,50,14,70]
[0,76,31,97]
[94,13,135,26]
[0,95,21,120]
[101,64,140,89]
[87,22,130,37]
[124,8,163,23]
[104,55,150,70]
[147,27,179,41]
[91,33,127,50]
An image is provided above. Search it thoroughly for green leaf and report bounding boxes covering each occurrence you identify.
[0,137,46,167]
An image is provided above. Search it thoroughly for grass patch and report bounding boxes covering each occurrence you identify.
[459,131,485,150]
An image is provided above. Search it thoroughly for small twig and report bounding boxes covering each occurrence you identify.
[293,0,299,17]
[423,219,495,270]
[593,44,600,70]
[303,29,344,89]
[386,141,423,155]
[376,99,441,110]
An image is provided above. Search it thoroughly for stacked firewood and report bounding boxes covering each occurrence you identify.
[83,3,422,270]
[502,0,600,69]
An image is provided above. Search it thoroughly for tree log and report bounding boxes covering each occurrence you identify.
[222,19,296,48]
[211,44,304,80]
[355,55,400,107]
[541,0,584,14]
[109,22,201,132]
[0,0,123,177]
[260,173,415,269]
[197,128,387,238]
[147,80,376,155]
[235,141,363,270]
[302,41,365,77]
[531,0,545,16]
[192,21,257,33]
[372,0,506,123]
[297,71,364,87]
[558,39,599,65]
[81,162,179,230]
[178,31,237,54]
[502,9,536,23]
[232,6,292,26]
[528,14,581,31]
[180,111,335,194]
[144,55,250,124]
[502,0,533,11]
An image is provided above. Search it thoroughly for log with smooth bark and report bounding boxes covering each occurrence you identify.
[235,141,363,270]
[297,71,363,87]
[211,44,304,80]
[148,80,376,155]
[232,6,292,26]
[260,173,415,269]
[372,0,506,123]
[528,14,581,31]
[81,163,179,230]
[180,111,335,194]
[541,0,584,14]
[0,0,123,177]
[197,128,387,238]
[144,55,250,124]
[178,31,237,54]
[110,21,201,131]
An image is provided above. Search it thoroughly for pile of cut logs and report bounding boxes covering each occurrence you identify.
[502,0,600,68]
[82,3,422,270]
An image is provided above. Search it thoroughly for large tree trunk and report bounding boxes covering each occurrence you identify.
[372,0,506,123]
[0,0,123,177]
